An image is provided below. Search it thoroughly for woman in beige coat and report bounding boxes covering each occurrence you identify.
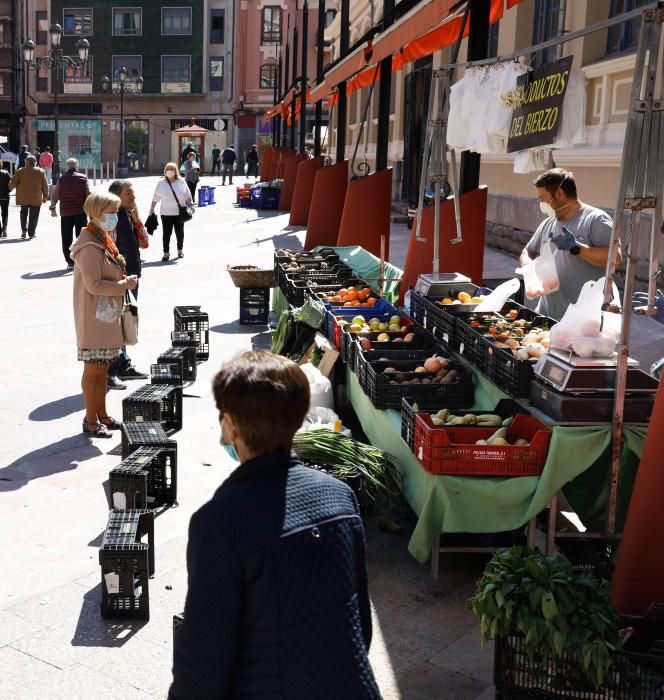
[70,192,138,438]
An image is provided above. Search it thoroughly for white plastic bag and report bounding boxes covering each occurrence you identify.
[299,363,334,410]
[520,241,560,299]
[301,406,352,436]
[474,279,521,313]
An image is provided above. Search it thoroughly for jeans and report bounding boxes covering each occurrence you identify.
[44,166,53,185]
[162,215,184,252]
[108,283,139,378]
[61,212,87,264]
[221,164,234,185]
[247,162,259,177]
[0,198,8,232]
[186,180,197,199]
[20,205,41,236]
[211,158,221,175]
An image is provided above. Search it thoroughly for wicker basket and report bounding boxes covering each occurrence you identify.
[227,265,275,288]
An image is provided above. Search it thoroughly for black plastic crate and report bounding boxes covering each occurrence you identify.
[151,363,183,387]
[284,266,355,307]
[240,287,270,306]
[122,384,183,435]
[274,250,342,291]
[400,396,518,449]
[276,257,341,291]
[171,330,197,349]
[173,612,184,640]
[482,277,525,306]
[99,509,155,620]
[494,629,664,699]
[556,537,621,581]
[109,456,148,510]
[364,359,474,410]
[343,325,432,370]
[112,445,177,508]
[173,306,209,362]
[121,421,176,459]
[158,346,197,383]
[240,305,269,325]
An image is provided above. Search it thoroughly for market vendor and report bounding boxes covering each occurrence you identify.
[519,168,621,320]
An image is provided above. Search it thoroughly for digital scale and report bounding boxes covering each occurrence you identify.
[414,272,471,298]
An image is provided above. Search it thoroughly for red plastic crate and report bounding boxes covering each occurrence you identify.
[236,187,251,203]
[413,413,550,476]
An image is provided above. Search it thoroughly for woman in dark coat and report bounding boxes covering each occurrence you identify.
[169,351,380,700]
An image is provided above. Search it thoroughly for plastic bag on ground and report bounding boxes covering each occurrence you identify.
[519,241,560,299]
[474,278,521,313]
[299,363,334,410]
[301,406,352,437]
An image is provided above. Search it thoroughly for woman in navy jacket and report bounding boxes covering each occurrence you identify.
[169,351,380,699]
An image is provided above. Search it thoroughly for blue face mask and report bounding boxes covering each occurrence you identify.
[100,213,118,231]
[220,417,239,462]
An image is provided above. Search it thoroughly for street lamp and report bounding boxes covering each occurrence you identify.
[22,24,90,183]
[100,67,143,178]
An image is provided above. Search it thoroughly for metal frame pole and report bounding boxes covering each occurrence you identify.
[52,58,61,183]
[300,1,309,152]
[336,0,350,163]
[314,0,326,156]
[376,0,395,172]
[291,20,298,150]
[283,19,290,147]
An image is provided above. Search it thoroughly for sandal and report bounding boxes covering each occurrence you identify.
[99,416,122,430]
[82,420,112,438]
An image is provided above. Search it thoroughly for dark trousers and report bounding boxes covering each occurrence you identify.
[221,164,234,185]
[20,205,41,236]
[211,158,221,175]
[61,212,87,264]
[247,162,259,177]
[162,215,184,252]
[0,198,8,231]
[186,180,197,199]
[108,283,139,378]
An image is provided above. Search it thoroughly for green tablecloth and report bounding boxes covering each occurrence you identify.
[345,367,647,563]
[273,287,290,318]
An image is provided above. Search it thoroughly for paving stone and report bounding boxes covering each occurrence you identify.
[0,646,60,697]
[0,610,46,647]
[395,661,491,700]
[429,628,495,684]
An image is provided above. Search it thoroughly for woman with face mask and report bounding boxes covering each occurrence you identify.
[70,192,138,438]
[149,162,194,262]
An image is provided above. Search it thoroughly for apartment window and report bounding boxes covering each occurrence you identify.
[161,55,191,91]
[0,74,9,96]
[162,7,192,35]
[488,22,499,58]
[210,57,223,91]
[36,11,48,45]
[63,56,93,94]
[113,8,142,36]
[324,10,337,28]
[112,56,142,81]
[37,72,49,92]
[260,64,276,89]
[261,7,281,44]
[210,9,225,43]
[531,0,561,67]
[0,21,6,45]
[63,8,93,36]
[607,0,650,54]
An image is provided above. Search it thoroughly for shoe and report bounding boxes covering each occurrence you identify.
[28,234,35,239]
[119,366,148,380]
[162,252,170,262]
[177,250,184,259]
[21,232,26,239]
[98,416,122,430]
[82,420,112,438]
[107,376,127,390]
[67,261,74,269]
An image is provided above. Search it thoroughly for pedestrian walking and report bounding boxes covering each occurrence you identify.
[50,158,90,267]
[9,155,48,239]
[17,145,29,169]
[221,144,237,185]
[246,144,259,179]
[169,351,380,700]
[106,180,148,389]
[70,191,138,438]
[39,146,54,185]
[0,163,10,238]
[149,162,193,262]
[183,152,200,199]
[181,141,197,164]
[211,144,221,175]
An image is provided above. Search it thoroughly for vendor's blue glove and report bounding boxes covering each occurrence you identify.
[550,226,579,251]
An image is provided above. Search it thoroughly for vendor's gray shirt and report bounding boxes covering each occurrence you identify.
[525,204,613,320]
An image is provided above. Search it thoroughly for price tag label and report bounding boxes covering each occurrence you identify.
[104,572,120,594]
[112,492,127,510]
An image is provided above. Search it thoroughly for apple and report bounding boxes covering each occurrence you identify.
[378,323,389,332]
[377,333,390,342]
[369,318,381,325]
[389,315,401,326]
[360,338,372,351]
[352,315,366,325]
[393,337,404,343]
[389,324,401,332]
[349,323,362,332]
[404,333,416,342]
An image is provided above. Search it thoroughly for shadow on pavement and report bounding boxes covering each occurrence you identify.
[71,583,146,648]
[211,321,266,334]
[0,435,102,491]
[29,393,84,421]
[21,269,71,279]
[0,239,28,245]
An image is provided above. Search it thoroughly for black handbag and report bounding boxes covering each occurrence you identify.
[167,179,193,223]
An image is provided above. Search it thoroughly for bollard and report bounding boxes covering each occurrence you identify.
[197,186,208,207]
[112,162,116,180]
[93,163,97,186]
[207,186,216,205]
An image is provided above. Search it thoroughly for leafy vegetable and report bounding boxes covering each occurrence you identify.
[467,546,619,689]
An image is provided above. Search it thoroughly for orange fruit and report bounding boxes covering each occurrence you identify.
[346,291,359,301]
[347,286,358,292]
[330,295,342,303]
[366,297,377,307]
[344,301,352,306]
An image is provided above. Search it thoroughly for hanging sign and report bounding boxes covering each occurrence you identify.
[506,55,573,153]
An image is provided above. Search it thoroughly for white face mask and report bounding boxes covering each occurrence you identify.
[540,200,556,218]
[165,170,176,179]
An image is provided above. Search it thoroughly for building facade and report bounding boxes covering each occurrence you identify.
[20,0,235,174]
[233,0,333,167]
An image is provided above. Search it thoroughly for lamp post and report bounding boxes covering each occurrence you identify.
[100,68,144,178]
[22,24,90,184]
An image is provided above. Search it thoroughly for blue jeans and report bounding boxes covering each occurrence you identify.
[108,283,139,378]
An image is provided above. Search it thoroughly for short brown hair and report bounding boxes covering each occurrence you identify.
[212,351,310,454]
[534,168,577,199]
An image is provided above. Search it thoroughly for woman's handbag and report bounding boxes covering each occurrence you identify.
[96,295,122,323]
[167,179,194,223]
[121,290,139,345]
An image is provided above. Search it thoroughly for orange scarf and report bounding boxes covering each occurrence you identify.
[86,223,126,272]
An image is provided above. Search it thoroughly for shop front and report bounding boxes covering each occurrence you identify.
[36,118,102,170]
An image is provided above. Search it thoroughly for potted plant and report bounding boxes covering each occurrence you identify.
[468,546,621,696]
